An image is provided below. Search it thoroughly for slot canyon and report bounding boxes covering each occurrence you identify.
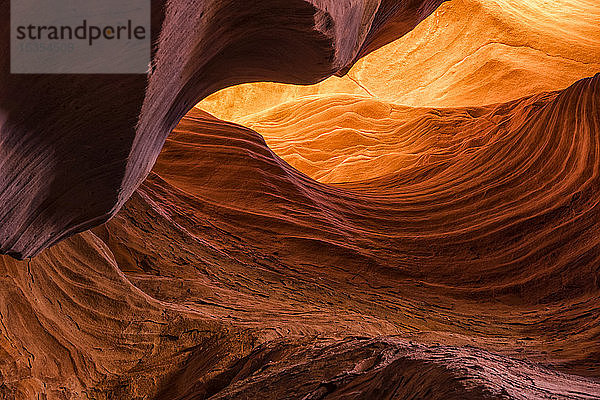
[1,0,600,398]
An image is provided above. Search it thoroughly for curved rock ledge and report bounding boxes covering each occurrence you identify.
[0,0,442,259]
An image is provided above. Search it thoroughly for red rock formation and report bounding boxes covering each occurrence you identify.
[1,74,599,398]
[0,0,441,259]
[1,1,600,398]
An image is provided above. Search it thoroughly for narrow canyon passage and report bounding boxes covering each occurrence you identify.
[0,0,599,399]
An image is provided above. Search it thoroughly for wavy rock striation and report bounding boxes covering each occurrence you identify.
[0,0,444,259]
[198,0,600,122]
[1,74,599,398]
[1,0,600,398]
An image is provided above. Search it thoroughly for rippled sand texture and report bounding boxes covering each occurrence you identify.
[1,0,600,399]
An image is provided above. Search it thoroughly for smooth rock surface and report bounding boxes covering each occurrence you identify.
[0,0,439,258]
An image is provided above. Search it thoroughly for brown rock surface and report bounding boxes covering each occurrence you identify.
[1,0,599,398]
[1,74,599,397]
[0,0,438,258]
